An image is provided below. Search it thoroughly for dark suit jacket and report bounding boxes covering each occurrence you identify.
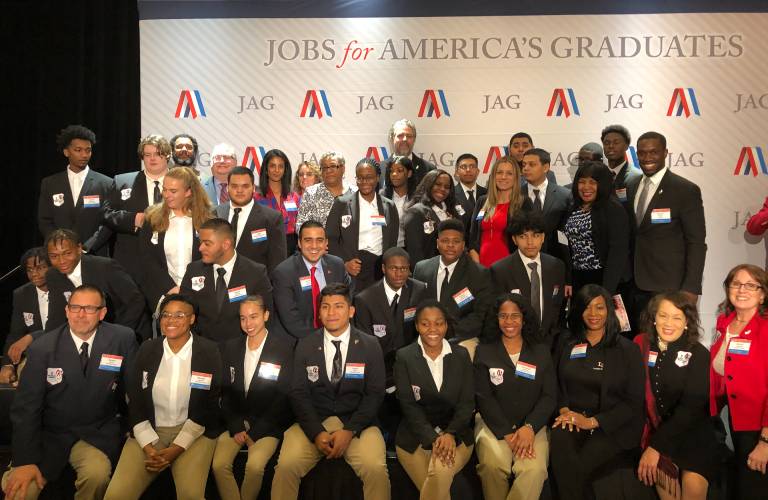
[474,340,557,438]
[219,331,295,441]
[37,169,115,256]
[489,251,566,348]
[521,183,572,258]
[215,202,286,274]
[468,195,534,255]
[11,322,137,480]
[180,254,273,343]
[413,253,492,342]
[379,155,436,192]
[626,170,707,294]
[454,183,487,237]
[105,170,153,278]
[393,342,474,452]
[326,192,399,262]
[127,334,223,439]
[4,283,43,365]
[403,203,442,266]
[612,161,642,207]
[45,255,149,340]
[353,278,428,384]
[271,253,351,340]
[290,327,385,440]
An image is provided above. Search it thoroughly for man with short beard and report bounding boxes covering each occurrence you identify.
[378,118,436,188]
[170,133,198,168]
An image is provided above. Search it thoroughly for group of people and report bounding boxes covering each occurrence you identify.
[1,119,766,500]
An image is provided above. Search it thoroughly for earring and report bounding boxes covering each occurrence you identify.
[653,322,657,325]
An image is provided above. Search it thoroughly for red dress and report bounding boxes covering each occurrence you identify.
[479,203,509,268]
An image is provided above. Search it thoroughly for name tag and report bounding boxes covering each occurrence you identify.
[52,193,65,206]
[251,229,267,243]
[475,210,485,221]
[453,287,474,308]
[404,307,416,322]
[728,338,751,355]
[258,362,281,381]
[99,354,123,372]
[23,312,34,327]
[615,188,627,201]
[345,362,365,379]
[191,276,205,291]
[511,288,521,294]
[515,361,537,380]
[648,351,658,367]
[299,276,312,291]
[373,324,387,338]
[190,371,213,390]
[47,367,63,385]
[370,214,386,226]
[651,208,671,224]
[489,368,504,385]
[228,285,247,303]
[284,200,298,212]
[83,195,100,207]
[570,343,588,359]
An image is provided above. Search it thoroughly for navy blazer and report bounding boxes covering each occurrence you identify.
[4,282,43,365]
[403,202,444,267]
[215,202,287,274]
[326,191,400,262]
[105,170,152,278]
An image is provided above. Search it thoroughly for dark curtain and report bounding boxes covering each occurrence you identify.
[0,1,140,336]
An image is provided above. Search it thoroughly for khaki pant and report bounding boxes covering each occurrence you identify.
[2,440,111,500]
[212,431,279,500]
[271,417,390,500]
[103,425,216,500]
[459,337,479,362]
[396,443,473,500]
[474,416,549,500]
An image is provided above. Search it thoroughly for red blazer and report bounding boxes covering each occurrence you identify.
[710,311,768,431]
[746,196,768,236]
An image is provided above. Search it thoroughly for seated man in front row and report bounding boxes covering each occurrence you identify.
[271,283,390,500]
[2,285,138,500]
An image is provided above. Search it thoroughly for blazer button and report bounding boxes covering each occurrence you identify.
[727,375,733,381]
[730,393,737,399]
[726,356,732,362]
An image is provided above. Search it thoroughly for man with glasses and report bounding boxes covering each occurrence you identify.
[2,284,138,500]
[296,152,354,229]
[203,143,238,206]
[453,153,485,236]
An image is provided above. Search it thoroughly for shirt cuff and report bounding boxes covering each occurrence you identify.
[172,419,205,449]
[133,420,160,449]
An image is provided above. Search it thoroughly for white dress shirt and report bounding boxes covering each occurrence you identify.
[435,258,459,302]
[432,202,450,222]
[67,165,89,205]
[417,337,452,391]
[214,252,237,289]
[633,166,668,216]
[70,329,96,357]
[528,178,548,207]
[244,332,267,393]
[68,260,84,288]
[357,193,384,255]
[37,287,49,330]
[229,199,254,246]
[164,212,194,286]
[609,160,627,179]
[391,192,408,247]
[518,250,544,318]
[323,326,350,382]
[383,280,402,306]
[459,182,477,201]
[145,173,166,207]
[304,257,327,290]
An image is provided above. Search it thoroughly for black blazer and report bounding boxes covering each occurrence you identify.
[612,162,642,207]
[45,255,149,340]
[180,254,273,343]
[413,253,492,342]
[557,334,644,450]
[290,327,385,440]
[521,183,572,258]
[474,340,557,438]
[127,334,223,439]
[4,283,43,365]
[219,331,295,441]
[326,192,399,262]
[454,183,487,226]
[379,155,436,193]
[215,202,287,274]
[271,253,351,340]
[11,322,137,480]
[37,169,115,256]
[488,251,566,348]
[353,277,428,384]
[468,195,534,255]
[403,202,443,267]
[393,342,474,452]
[105,170,152,278]
[137,219,201,309]
[626,170,707,294]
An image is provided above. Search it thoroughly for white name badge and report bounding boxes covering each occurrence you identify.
[23,312,34,327]
[489,368,504,385]
[191,276,205,291]
[52,193,65,207]
[251,229,267,243]
[190,371,213,390]
[99,354,123,372]
[648,351,658,367]
[228,285,247,303]
[404,307,416,322]
[299,276,312,291]
[258,362,281,381]
[453,287,475,308]
[511,288,521,294]
[570,343,588,359]
[370,214,386,226]
[373,324,387,338]
[423,220,435,234]
[615,188,627,201]
[121,188,132,200]
[345,363,365,379]
[341,215,352,228]
[475,210,485,221]
[284,200,298,212]
[728,338,751,355]
[412,385,421,401]
[306,365,319,382]
[515,361,537,380]
[651,208,672,224]
[83,195,100,208]
[46,367,63,385]
[455,204,465,216]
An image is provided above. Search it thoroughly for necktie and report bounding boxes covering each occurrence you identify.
[439,267,450,302]
[468,189,475,205]
[533,189,543,212]
[231,207,242,242]
[635,177,652,224]
[311,266,321,328]
[219,182,229,203]
[528,262,542,321]
[391,293,399,318]
[330,340,342,384]
[80,342,89,374]
[153,180,162,204]
[216,267,228,312]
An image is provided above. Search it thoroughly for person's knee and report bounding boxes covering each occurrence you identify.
[212,451,233,475]
[244,458,267,477]
[682,472,708,497]
[77,457,112,488]
[476,460,507,480]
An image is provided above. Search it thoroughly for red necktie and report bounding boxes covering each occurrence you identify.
[219,182,229,203]
[311,266,321,328]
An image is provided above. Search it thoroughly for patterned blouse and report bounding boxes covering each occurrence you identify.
[564,209,602,271]
[254,188,301,236]
[295,182,354,229]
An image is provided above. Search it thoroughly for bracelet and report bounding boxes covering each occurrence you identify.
[759,434,768,445]
[523,423,534,431]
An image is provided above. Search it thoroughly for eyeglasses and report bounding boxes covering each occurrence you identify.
[160,312,193,320]
[321,164,342,172]
[728,282,762,292]
[67,304,104,314]
[212,155,235,163]
[497,313,523,321]
[457,164,478,171]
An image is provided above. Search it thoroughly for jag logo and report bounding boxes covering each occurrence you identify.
[241,146,267,175]
[547,88,580,117]
[300,90,332,118]
[365,147,389,163]
[667,88,700,117]
[734,147,768,176]
[482,146,509,174]
[175,90,206,119]
[626,146,639,169]
[418,90,450,118]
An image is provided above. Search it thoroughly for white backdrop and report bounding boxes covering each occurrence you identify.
[140,13,768,334]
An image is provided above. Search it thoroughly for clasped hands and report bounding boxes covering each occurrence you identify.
[431,432,457,467]
[314,429,355,459]
[504,425,536,459]
[143,443,184,472]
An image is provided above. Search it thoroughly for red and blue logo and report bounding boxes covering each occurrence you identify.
[547,88,580,117]
[300,90,332,118]
[626,146,639,169]
[418,90,450,118]
[666,88,700,117]
[734,147,768,176]
[482,146,510,174]
[174,90,206,118]
[241,146,267,175]
[365,147,389,163]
